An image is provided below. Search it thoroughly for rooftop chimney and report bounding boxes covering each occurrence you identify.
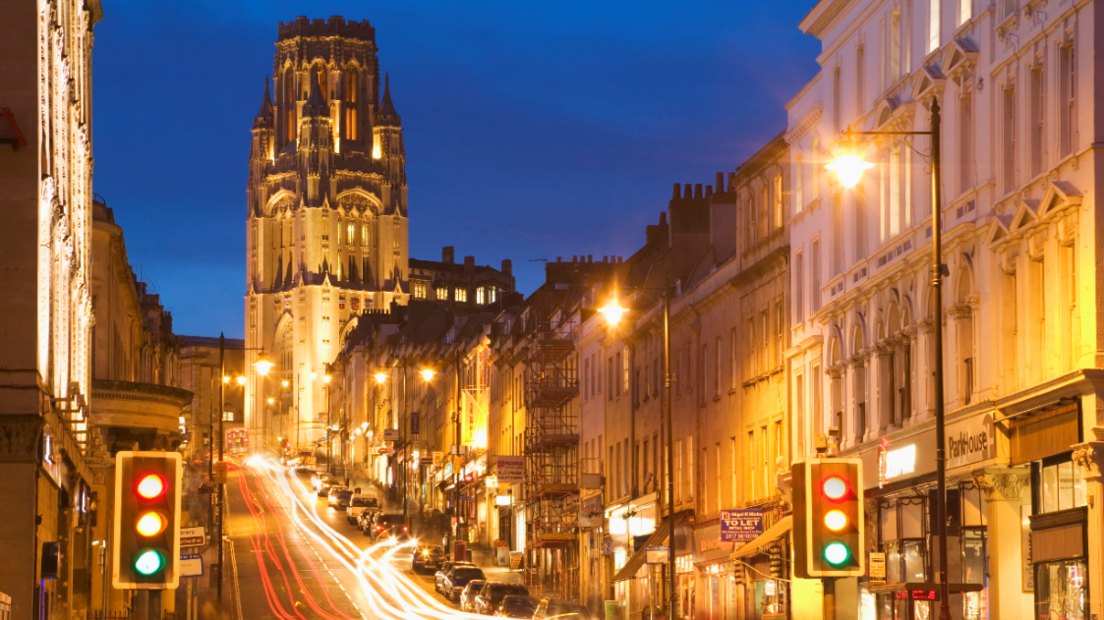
[501,259,512,276]
[442,246,455,264]
[464,255,475,271]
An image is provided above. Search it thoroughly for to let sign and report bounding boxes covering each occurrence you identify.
[496,455,525,484]
[720,509,763,542]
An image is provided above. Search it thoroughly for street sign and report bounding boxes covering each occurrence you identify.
[495,455,525,484]
[213,461,227,484]
[720,509,763,542]
[384,428,400,442]
[180,554,203,577]
[645,546,669,564]
[180,527,206,548]
[869,552,886,583]
[460,495,474,501]
[411,412,420,435]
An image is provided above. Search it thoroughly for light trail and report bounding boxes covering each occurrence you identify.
[238,457,496,620]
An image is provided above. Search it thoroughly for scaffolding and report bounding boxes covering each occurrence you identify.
[524,307,580,601]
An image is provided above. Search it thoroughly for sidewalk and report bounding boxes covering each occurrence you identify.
[467,545,524,585]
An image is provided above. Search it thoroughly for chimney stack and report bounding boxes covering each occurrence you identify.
[672,183,681,200]
[694,183,703,199]
[442,246,455,264]
[501,259,512,276]
[716,172,725,193]
[464,255,475,271]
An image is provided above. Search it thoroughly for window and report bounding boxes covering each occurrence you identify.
[773,174,783,229]
[775,302,784,367]
[831,195,844,275]
[222,411,235,422]
[833,67,842,134]
[960,94,973,194]
[337,253,343,280]
[1030,62,1044,178]
[747,430,756,499]
[412,280,427,299]
[929,0,941,54]
[455,288,467,303]
[760,186,769,239]
[1034,456,1087,514]
[795,373,805,458]
[760,424,769,497]
[730,437,737,504]
[345,71,358,141]
[608,357,614,401]
[714,443,722,512]
[614,351,622,397]
[890,10,901,81]
[729,327,738,389]
[476,287,486,305]
[698,344,707,403]
[748,319,757,378]
[1001,0,1017,20]
[436,286,448,301]
[1003,83,1017,194]
[795,252,805,323]
[676,440,683,502]
[1059,42,1075,158]
[760,310,769,371]
[714,337,722,397]
[622,346,630,394]
[959,0,971,26]
[347,223,355,244]
[642,438,649,490]
[361,224,370,247]
[583,358,590,401]
[856,44,865,108]
[794,152,803,213]
[686,435,694,500]
[489,287,497,303]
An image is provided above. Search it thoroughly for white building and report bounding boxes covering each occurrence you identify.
[788,0,1102,618]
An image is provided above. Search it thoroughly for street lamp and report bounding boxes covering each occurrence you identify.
[826,98,950,620]
[599,280,675,620]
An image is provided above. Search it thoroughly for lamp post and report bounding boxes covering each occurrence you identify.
[827,98,950,620]
[414,368,435,526]
[599,279,675,620]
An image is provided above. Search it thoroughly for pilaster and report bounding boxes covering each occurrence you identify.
[1072,427,1104,620]
[974,467,1029,620]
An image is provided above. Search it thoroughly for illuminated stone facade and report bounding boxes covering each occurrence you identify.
[0,0,102,617]
[245,16,410,453]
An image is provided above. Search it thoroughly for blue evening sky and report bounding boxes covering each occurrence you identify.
[91,0,820,338]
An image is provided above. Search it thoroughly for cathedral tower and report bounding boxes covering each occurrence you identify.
[245,16,409,453]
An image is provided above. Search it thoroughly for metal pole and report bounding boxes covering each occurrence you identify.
[403,357,409,524]
[663,277,676,620]
[929,99,951,620]
[822,578,835,620]
[217,333,225,619]
[296,374,300,459]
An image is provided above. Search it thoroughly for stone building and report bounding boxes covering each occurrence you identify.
[0,1,102,618]
[787,0,1104,617]
[178,336,246,463]
[244,16,410,456]
[409,247,515,307]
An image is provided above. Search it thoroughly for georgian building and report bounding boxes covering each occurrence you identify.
[788,0,1103,617]
[0,2,102,618]
[244,16,410,456]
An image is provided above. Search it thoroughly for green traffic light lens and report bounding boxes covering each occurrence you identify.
[134,549,165,575]
[824,542,850,566]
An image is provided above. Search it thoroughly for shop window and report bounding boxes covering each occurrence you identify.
[1035,559,1088,620]
[1033,455,1087,515]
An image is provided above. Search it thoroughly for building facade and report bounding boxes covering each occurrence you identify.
[0,2,102,618]
[788,0,1104,617]
[245,16,410,456]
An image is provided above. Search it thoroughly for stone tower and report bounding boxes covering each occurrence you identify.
[245,16,409,453]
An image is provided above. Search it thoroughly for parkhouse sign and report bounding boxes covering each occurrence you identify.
[874,412,994,488]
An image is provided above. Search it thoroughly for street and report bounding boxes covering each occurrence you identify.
[225,459,477,620]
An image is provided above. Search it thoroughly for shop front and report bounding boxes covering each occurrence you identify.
[729,513,789,620]
[691,521,736,620]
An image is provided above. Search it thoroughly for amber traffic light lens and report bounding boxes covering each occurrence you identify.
[137,474,166,499]
[821,476,847,501]
[824,510,848,532]
[136,512,167,537]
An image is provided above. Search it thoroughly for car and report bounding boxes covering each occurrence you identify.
[310,472,322,490]
[317,476,339,496]
[460,580,487,612]
[327,486,351,508]
[443,566,486,602]
[494,595,540,619]
[377,524,412,543]
[476,584,531,615]
[532,599,591,620]
[435,561,474,594]
[411,545,447,572]
[370,513,408,540]
[346,495,380,524]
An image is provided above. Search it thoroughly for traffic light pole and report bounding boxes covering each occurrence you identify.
[217,333,225,618]
[822,578,835,620]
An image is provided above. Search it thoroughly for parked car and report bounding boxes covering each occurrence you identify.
[494,595,540,619]
[443,566,486,602]
[346,495,380,524]
[532,599,591,620]
[435,561,474,594]
[476,583,531,615]
[460,580,487,612]
[411,545,447,572]
[327,486,351,508]
[369,513,408,540]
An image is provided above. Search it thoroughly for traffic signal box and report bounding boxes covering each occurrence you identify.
[112,451,182,589]
[793,458,864,578]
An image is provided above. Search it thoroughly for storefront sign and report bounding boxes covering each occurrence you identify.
[383,428,400,442]
[946,413,994,469]
[410,411,420,435]
[579,494,604,529]
[882,444,916,481]
[645,546,669,564]
[496,455,525,484]
[869,552,886,582]
[692,523,733,564]
[432,451,444,466]
[720,509,763,542]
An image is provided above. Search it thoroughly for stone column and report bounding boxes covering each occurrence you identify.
[973,468,1030,620]
[1071,427,1104,620]
[827,364,846,448]
[848,353,868,443]
[917,319,935,422]
[873,342,894,433]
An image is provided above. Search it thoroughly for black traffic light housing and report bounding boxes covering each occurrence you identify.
[112,451,182,589]
[793,457,864,578]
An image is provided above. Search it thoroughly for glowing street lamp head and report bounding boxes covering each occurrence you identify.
[374,372,388,385]
[253,352,275,376]
[281,379,289,388]
[235,376,246,386]
[420,368,436,382]
[222,376,230,384]
[309,371,317,381]
[267,397,275,405]
[598,298,628,326]
[825,153,874,189]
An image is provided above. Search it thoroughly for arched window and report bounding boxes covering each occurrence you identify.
[852,323,867,442]
[955,270,975,405]
[773,173,783,229]
[317,66,328,99]
[347,223,356,245]
[345,70,358,141]
[361,224,370,247]
[285,69,296,142]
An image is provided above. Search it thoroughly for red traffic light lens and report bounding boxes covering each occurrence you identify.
[821,476,848,501]
[136,474,166,499]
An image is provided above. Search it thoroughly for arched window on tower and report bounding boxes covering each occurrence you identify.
[317,66,328,99]
[345,70,358,141]
[347,223,356,245]
[284,68,296,143]
[361,224,369,247]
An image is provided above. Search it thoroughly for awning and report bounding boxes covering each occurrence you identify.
[731,515,791,559]
[612,513,691,583]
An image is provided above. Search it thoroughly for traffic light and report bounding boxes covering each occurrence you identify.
[112,451,182,589]
[792,458,864,578]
